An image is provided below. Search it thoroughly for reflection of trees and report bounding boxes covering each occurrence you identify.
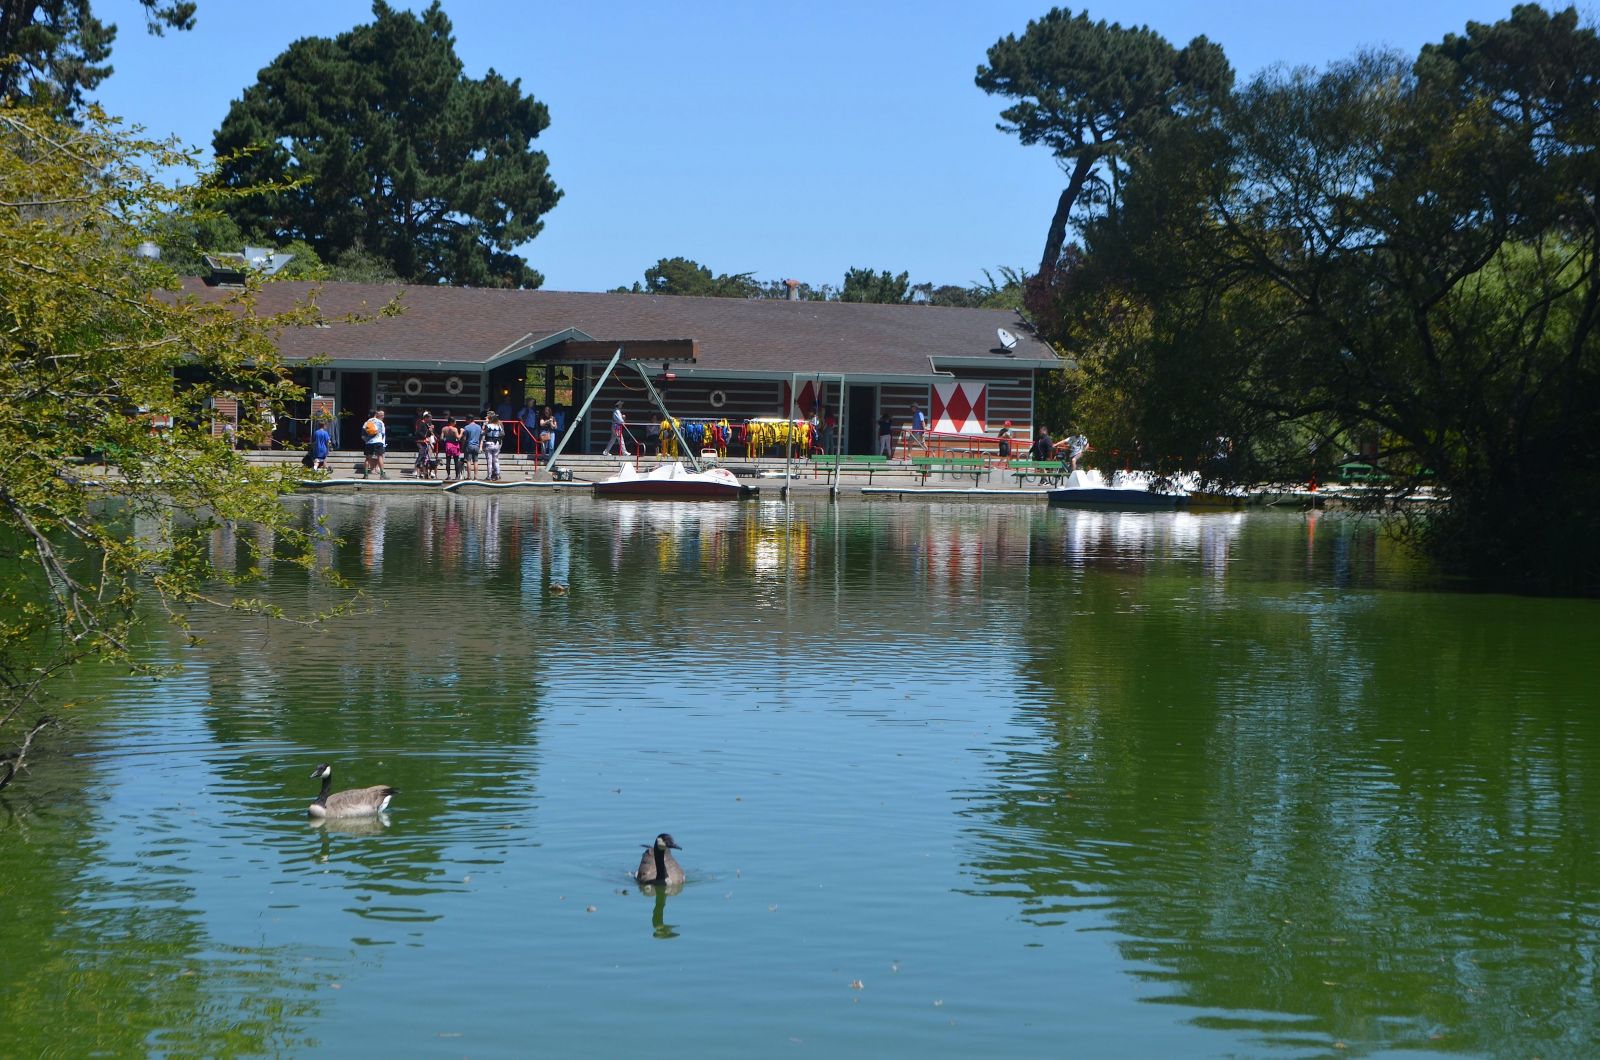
[0,759,324,1054]
[183,495,552,897]
[963,544,1600,1053]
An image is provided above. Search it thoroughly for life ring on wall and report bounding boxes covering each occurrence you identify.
[444,375,463,396]
[402,376,423,397]
[708,389,727,409]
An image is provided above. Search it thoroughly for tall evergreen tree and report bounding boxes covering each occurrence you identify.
[212,1,559,288]
[0,0,195,114]
[976,7,1231,276]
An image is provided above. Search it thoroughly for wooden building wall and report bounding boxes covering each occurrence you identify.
[329,364,1042,454]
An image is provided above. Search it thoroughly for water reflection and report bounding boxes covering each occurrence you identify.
[647,887,680,939]
[7,494,1590,1057]
[960,561,1600,1054]
[0,756,329,1055]
[312,813,391,837]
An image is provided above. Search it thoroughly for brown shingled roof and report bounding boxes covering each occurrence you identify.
[181,279,1057,379]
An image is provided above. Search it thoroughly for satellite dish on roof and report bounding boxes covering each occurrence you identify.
[997,327,1019,352]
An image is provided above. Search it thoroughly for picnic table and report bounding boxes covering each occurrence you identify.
[911,456,988,485]
[1008,459,1069,486]
[812,454,890,482]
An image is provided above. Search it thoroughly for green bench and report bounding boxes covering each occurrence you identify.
[1008,459,1069,486]
[813,453,890,482]
[1337,461,1391,484]
[911,456,989,485]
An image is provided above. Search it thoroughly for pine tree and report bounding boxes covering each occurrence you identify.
[212,1,560,288]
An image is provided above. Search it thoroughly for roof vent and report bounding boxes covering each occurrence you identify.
[202,247,296,286]
[784,278,801,301]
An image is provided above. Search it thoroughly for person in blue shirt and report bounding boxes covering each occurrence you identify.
[911,405,928,451]
[461,414,485,480]
[311,420,331,471]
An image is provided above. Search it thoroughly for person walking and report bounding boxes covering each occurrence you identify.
[461,413,485,480]
[483,411,505,481]
[361,409,387,477]
[311,419,331,472]
[604,401,630,456]
[877,411,894,457]
[911,404,928,451]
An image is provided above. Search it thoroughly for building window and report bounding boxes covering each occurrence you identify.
[525,364,575,408]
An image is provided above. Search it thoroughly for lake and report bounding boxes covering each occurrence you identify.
[2,493,1597,1057]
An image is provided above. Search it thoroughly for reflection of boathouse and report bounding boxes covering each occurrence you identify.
[185,279,1060,453]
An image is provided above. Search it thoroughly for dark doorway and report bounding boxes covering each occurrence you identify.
[338,372,372,450]
[847,385,876,455]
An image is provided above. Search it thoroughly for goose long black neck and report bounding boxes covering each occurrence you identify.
[651,844,667,882]
[315,772,332,806]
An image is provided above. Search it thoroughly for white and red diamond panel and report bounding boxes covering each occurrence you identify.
[931,382,987,435]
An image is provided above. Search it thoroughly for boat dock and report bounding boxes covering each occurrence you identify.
[245,450,1375,507]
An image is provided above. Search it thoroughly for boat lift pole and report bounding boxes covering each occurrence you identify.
[547,345,623,477]
[631,361,702,473]
[783,371,797,498]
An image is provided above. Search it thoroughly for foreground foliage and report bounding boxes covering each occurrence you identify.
[0,101,342,784]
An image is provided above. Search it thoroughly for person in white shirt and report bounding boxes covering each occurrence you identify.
[361,409,387,477]
[604,401,630,457]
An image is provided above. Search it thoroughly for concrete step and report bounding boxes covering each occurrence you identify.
[241,450,1027,489]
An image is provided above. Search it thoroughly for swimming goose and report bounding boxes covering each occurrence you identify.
[635,833,685,886]
[307,763,398,819]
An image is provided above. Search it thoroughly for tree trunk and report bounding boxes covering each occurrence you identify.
[1040,154,1098,277]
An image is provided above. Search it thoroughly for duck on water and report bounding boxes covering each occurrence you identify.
[307,763,398,819]
[636,833,685,887]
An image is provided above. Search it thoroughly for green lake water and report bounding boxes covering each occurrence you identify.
[2,494,1597,1057]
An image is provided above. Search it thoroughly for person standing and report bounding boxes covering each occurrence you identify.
[311,419,331,472]
[362,409,387,477]
[413,411,433,478]
[520,400,540,455]
[1030,428,1054,463]
[538,406,557,457]
[1066,430,1090,471]
[423,426,439,479]
[997,420,1014,459]
[604,401,630,456]
[877,411,894,457]
[483,411,505,481]
[440,417,462,481]
[461,413,485,480]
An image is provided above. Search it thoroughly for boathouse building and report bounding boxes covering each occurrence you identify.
[185,278,1060,454]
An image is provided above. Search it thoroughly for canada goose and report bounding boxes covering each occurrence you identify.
[635,833,685,886]
[307,763,398,819]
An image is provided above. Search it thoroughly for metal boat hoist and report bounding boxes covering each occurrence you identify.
[544,346,704,477]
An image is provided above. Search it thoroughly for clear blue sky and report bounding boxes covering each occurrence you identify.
[95,0,1525,292]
